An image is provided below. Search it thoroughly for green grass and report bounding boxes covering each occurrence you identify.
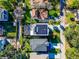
[49,48,60,54]
[7,32,16,38]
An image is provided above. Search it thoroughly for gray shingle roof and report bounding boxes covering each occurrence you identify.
[30,39,48,51]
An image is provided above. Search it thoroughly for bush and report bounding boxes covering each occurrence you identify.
[7,32,16,38]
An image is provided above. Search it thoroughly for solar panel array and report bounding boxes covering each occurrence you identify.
[35,25,48,35]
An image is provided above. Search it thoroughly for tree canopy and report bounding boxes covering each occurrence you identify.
[67,0,79,9]
[65,23,79,59]
[65,23,79,48]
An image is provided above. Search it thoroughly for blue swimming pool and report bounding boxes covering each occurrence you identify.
[0,39,9,51]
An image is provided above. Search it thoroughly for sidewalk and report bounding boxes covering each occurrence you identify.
[60,30,66,59]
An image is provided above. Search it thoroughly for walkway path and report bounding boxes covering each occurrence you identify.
[60,9,66,59]
[60,30,66,59]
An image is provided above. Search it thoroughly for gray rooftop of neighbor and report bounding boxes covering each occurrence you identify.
[0,8,8,21]
[30,38,48,51]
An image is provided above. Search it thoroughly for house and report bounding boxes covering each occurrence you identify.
[30,38,49,52]
[0,26,4,36]
[30,23,49,36]
[30,0,48,7]
[30,8,48,20]
[0,7,8,21]
[30,53,48,59]
[24,25,30,36]
[30,0,52,20]
[0,57,8,59]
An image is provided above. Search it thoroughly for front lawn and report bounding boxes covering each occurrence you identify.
[7,32,16,38]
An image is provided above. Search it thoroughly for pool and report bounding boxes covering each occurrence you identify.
[0,39,9,51]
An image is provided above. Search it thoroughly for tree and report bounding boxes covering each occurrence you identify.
[66,48,79,59]
[65,23,79,48]
[51,0,60,9]
[64,23,79,59]
[0,44,15,58]
[66,0,79,9]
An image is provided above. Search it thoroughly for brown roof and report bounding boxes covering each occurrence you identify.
[31,9,36,18]
[31,9,48,19]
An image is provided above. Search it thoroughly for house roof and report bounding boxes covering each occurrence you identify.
[30,53,48,59]
[31,9,48,20]
[30,0,48,6]
[30,38,48,51]
[30,23,49,36]
[0,8,8,21]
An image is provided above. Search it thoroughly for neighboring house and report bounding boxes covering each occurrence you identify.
[24,25,30,36]
[30,0,48,7]
[30,0,52,9]
[0,57,8,59]
[30,23,49,36]
[0,7,8,21]
[0,26,4,36]
[30,53,48,59]
[30,38,49,52]
[30,8,48,20]
[30,0,52,20]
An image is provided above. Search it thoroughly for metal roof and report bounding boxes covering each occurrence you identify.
[0,9,8,21]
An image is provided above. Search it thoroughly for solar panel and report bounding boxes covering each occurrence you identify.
[35,25,48,35]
